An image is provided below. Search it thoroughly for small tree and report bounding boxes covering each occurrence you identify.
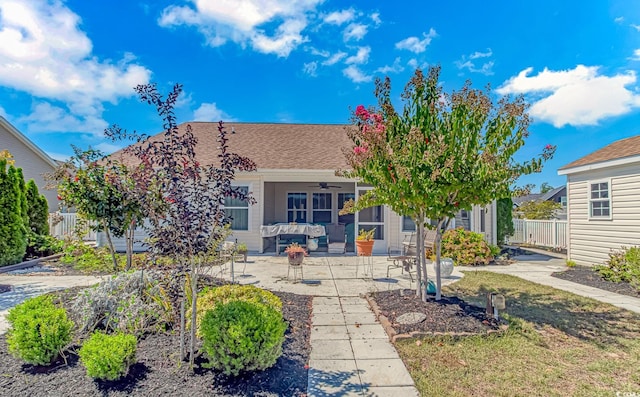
[341,67,554,300]
[515,200,561,220]
[105,83,257,368]
[497,197,514,245]
[539,182,554,193]
[25,180,49,236]
[0,159,27,265]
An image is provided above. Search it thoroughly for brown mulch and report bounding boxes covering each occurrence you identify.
[370,289,502,336]
[0,285,312,397]
[552,265,640,298]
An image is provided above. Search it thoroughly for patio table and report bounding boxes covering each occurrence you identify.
[260,223,326,254]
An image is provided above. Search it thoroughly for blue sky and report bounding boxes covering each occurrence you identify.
[1,0,640,190]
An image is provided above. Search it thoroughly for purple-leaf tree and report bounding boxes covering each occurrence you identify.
[105,83,257,367]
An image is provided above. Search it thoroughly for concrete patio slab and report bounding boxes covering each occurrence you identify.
[356,358,416,387]
[310,339,354,360]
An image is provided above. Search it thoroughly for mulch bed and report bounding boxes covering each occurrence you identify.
[0,287,312,396]
[0,284,11,294]
[552,265,640,298]
[370,289,502,337]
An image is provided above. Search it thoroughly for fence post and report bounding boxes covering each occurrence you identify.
[552,218,557,248]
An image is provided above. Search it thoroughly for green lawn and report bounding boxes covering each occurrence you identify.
[396,271,640,397]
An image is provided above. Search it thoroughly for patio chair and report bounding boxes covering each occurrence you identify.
[386,248,415,282]
[326,224,347,254]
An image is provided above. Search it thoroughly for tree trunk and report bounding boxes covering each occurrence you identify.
[125,221,134,270]
[102,220,118,271]
[434,224,443,301]
[414,217,422,299]
[180,298,185,361]
[189,262,198,369]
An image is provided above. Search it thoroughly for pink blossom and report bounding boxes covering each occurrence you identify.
[355,105,369,120]
[545,144,553,150]
[372,113,383,123]
[353,146,368,154]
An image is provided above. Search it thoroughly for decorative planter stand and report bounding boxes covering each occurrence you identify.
[355,240,374,278]
[287,252,304,282]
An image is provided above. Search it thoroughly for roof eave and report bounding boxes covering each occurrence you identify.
[558,155,640,176]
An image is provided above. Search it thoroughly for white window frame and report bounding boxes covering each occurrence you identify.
[312,192,332,224]
[223,184,251,231]
[287,192,308,223]
[588,179,612,220]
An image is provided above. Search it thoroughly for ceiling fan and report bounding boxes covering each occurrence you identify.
[308,182,342,190]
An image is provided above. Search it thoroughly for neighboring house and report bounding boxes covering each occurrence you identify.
[558,135,640,266]
[0,116,59,210]
[103,122,497,254]
[512,185,567,219]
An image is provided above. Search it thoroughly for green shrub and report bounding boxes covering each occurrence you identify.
[595,246,640,290]
[26,233,64,259]
[201,300,287,376]
[190,284,282,337]
[441,227,493,266]
[6,295,73,365]
[70,271,172,337]
[566,259,577,268]
[497,197,514,244]
[25,179,49,235]
[60,237,121,273]
[0,159,27,266]
[79,332,137,380]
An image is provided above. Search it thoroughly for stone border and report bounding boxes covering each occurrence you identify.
[365,294,508,343]
[0,253,63,274]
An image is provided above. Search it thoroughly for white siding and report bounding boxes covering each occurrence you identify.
[566,163,640,266]
[0,123,58,210]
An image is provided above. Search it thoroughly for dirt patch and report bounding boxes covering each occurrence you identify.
[552,265,640,298]
[0,288,312,396]
[370,289,502,339]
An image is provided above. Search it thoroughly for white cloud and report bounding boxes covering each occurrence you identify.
[345,46,370,65]
[370,12,381,25]
[0,0,151,134]
[94,142,124,155]
[322,51,347,65]
[308,47,330,57]
[632,24,640,31]
[343,65,371,83]
[469,49,493,59]
[159,0,322,57]
[497,65,640,127]
[632,49,640,61]
[343,23,368,41]
[395,28,437,53]
[456,48,494,75]
[323,8,355,25]
[193,102,231,122]
[303,61,318,76]
[407,58,427,70]
[18,102,108,133]
[376,57,404,74]
[614,16,624,23]
[0,106,6,118]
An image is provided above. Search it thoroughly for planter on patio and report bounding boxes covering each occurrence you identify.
[287,251,305,266]
[356,240,374,256]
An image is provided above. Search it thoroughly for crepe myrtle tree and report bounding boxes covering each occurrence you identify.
[105,83,257,367]
[340,66,555,301]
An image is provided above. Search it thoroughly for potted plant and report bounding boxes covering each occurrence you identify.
[285,242,307,265]
[236,242,248,263]
[355,228,375,256]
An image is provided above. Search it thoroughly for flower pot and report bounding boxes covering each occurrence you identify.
[287,251,305,265]
[356,240,374,256]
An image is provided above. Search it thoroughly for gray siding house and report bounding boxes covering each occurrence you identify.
[0,116,59,210]
[103,122,496,253]
[558,135,640,266]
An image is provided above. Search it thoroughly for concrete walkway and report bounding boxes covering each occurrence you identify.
[458,254,640,314]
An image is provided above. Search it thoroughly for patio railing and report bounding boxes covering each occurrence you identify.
[48,212,97,241]
[509,218,567,249]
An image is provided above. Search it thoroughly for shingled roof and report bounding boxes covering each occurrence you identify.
[559,135,640,171]
[115,122,353,170]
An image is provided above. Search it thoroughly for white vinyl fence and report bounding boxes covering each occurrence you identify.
[509,218,567,249]
[48,212,97,241]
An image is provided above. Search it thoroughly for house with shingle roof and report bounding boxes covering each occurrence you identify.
[558,135,640,265]
[107,122,497,254]
[0,116,59,210]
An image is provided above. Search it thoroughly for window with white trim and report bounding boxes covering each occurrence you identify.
[402,216,416,232]
[224,186,249,230]
[287,193,307,223]
[312,193,332,223]
[589,181,610,218]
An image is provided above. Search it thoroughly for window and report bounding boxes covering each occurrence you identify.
[337,193,355,224]
[402,216,416,232]
[560,196,567,208]
[590,181,610,218]
[224,186,249,230]
[312,193,332,223]
[287,193,307,223]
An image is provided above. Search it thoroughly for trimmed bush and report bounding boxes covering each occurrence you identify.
[441,227,493,266]
[25,179,49,235]
[70,271,172,337]
[79,332,137,380]
[190,284,282,337]
[201,300,287,376]
[6,295,73,365]
[595,246,640,290]
[0,159,28,266]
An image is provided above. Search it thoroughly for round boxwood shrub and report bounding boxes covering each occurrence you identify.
[190,284,282,337]
[201,300,287,376]
[79,331,137,381]
[6,295,73,365]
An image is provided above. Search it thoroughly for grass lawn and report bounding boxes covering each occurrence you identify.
[396,271,640,397]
